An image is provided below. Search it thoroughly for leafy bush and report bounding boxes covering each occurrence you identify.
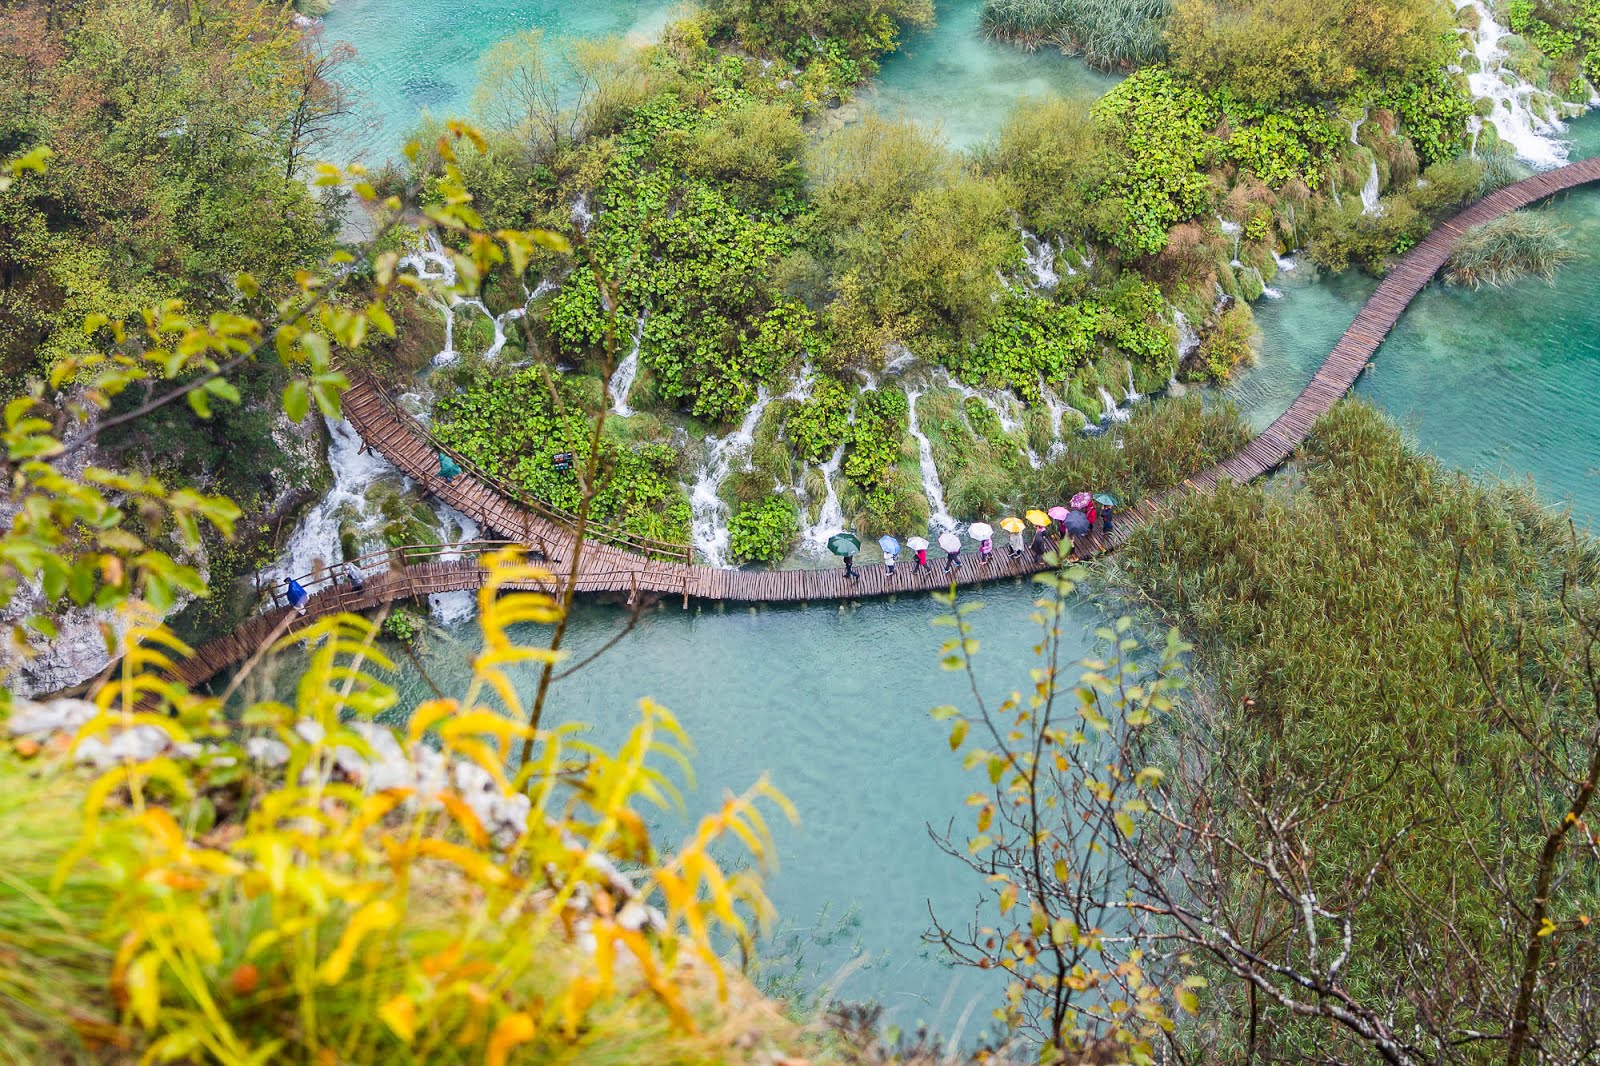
[1090,69,1219,256]
[843,387,909,492]
[1221,105,1343,187]
[1188,302,1259,382]
[981,95,1108,239]
[1376,68,1474,166]
[433,368,693,542]
[727,493,799,562]
[784,376,853,462]
[965,292,1100,399]
[1445,209,1576,289]
[381,607,425,644]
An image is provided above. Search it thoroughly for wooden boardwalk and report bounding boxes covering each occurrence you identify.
[171,157,1600,688]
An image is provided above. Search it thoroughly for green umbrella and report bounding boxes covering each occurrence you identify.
[1093,493,1118,508]
[438,452,462,480]
[826,532,861,557]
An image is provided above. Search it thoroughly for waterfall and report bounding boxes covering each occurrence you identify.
[1274,252,1298,273]
[571,193,594,233]
[1175,311,1201,361]
[689,389,774,568]
[800,439,848,555]
[1097,386,1131,424]
[941,372,1024,433]
[906,390,956,531]
[1125,365,1143,404]
[1360,160,1383,216]
[400,233,545,365]
[1019,229,1060,291]
[1261,285,1284,299]
[1217,216,1243,264]
[609,314,647,416]
[428,503,481,624]
[1457,0,1570,167]
[263,418,400,591]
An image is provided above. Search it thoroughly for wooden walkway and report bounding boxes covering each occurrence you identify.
[170,157,1600,688]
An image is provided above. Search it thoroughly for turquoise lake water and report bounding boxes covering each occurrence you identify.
[311,0,1600,1032]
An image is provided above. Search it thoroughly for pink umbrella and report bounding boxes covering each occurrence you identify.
[1070,492,1092,509]
[1047,505,1070,521]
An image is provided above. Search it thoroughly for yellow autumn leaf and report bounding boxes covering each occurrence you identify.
[317,899,400,984]
[379,994,418,1043]
[486,1012,535,1066]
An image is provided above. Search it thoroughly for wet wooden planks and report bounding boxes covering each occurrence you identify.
[171,158,1600,687]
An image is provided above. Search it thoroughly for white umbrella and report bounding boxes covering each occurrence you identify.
[906,536,930,551]
[967,522,993,541]
[938,531,962,553]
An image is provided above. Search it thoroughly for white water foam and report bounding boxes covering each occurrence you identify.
[1458,0,1571,167]
[1098,386,1131,424]
[399,233,545,365]
[609,313,647,416]
[264,417,401,591]
[428,503,481,624]
[689,388,775,567]
[800,439,848,555]
[906,389,956,531]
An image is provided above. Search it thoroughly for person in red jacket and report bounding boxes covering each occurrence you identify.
[914,546,929,573]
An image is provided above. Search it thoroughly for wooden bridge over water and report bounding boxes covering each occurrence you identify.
[171,156,1600,688]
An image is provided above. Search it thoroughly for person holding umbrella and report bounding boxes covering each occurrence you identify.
[1070,492,1095,530]
[1062,509,1092,558]
[828,532,862,581]
[438,451,462,481]
[1094,493,1118,535]
[939,530,963,574]
[879,534,900,578]
[1048,505,1071,538]
[1025,509,1051,557]
[968,522,994,566]
[1000,516,1027,557]
[908,535,930,574]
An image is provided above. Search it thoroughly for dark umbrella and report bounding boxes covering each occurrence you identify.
[826,532,862,557]
[1063,511,1091,536]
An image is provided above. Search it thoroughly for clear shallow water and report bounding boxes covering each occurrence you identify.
[1240,131,1600,523]
[320,0,673,161]
[241,582,1120,1034]
[863,0,1118,149]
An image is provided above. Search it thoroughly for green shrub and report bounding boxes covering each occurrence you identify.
[727,494,799,562]
[982,96,1108,240]
[965,292,1100,398]
[1188,303,1259,382]
[981,0,1171,69]
[1090,69,1219,256]
[784,376,854,462]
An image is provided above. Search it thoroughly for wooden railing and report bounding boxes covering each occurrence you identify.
[262,540,526,604]
[350,369,694,567]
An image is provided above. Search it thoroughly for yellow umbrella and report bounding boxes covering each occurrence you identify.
[999,516,1026,534]
[1025,509,1051,528]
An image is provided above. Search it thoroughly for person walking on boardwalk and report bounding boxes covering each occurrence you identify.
[968,522,994,567]
[1001,516,1026,558]
[939,531,963,575]
[344,563,365,591]
[879,535,900,578]
[827,532,862,582]
[1095,494,1118,536]
[1026,510,1051,557]
[287,578,310,615]
[908,536,930,574]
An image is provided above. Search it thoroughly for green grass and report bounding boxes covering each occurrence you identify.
[0,752,114,1064]
[1445,209,1576,289]
[980,0,1170,69]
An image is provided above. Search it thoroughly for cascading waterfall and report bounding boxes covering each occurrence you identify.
[1124,365,1143,404]
[1174,311,1201,362]
[428,504,481,624]
[1218,217,1243,264]
[941,371,1024,433]
[609,314,647,416]
[1097,386,1131,424]
[800,439,848,555]
[1457,0,1571,167]
[689,388,774,567]
[399,233,547,365]
[906,389,957,530]
[263,418,400,592]
[1019,229,1060,290]
[571,193,594,233]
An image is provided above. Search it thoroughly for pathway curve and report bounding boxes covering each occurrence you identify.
[172,157,1600,688]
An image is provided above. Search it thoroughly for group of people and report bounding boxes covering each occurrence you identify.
[840,492,1117,580]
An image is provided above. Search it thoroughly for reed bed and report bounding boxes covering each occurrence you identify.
[980,0,1171,69]
[1444,209,1576,289]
